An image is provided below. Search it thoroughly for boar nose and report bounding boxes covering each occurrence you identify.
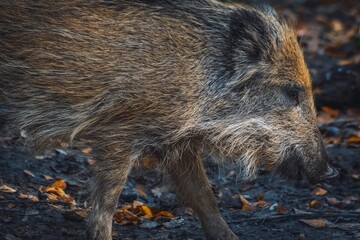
[319,165,339,181]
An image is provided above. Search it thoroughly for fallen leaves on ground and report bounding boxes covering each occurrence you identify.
[275,205,288,213]
[0,183,17,193]
[113,200,174,225]
[240,194,268,211]
[352,174,360,180]
[312,187,328,196]
[309,199,321,208]
[39,179,76,205]
[43,175,53,180]
[19,193,39,202]
[299,219,327,228]
[24,170,35,178]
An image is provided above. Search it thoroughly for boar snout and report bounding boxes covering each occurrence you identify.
[306,161,339,184]
[318,164,339,181]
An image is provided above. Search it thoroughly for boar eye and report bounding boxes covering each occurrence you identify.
[284,84,302,105]
[287,90,299,104]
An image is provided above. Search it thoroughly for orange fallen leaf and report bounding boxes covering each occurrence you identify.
[240,195,250,205]
[309,199,321,208]
[46,187,66,196]
[275,205,288,213]
[154,211,174,218]
[240,195,258,211]
[321,106,340,118]
[139,205,153,218]
[24,170,35,178]
[312,187,328,196]
[347,136,360,143]
[62,195,76,205]
[299,219,327,228]
[47,193,60,201]
[256,200,268,207]
[49,179,66,189]
[114,208,141,225]
[114,201,174,225]
[0,183,16,193]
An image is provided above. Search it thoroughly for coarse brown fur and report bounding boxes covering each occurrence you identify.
[0,1,338,239]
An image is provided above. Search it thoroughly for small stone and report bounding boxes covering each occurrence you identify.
[163,217,185,228]
[140,220,159,229]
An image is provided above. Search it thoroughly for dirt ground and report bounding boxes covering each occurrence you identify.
[1,1,359,240]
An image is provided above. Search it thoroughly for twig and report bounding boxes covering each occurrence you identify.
[231,212,360,223]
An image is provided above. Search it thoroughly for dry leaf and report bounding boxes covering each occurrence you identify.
[312,187,328,196]
[43,175,53,180]
[239,195,250,205]
[344,196,359,201]
[38,186,45,193]
[48,193,60,201]
[256,200,268,207]
[275,205,288,213]
[0,183,16,193]
[135,184,146,197]
[49,179,66,189]
[352,174,360,180]
[309,199,321,208]
[114,201,174,225]
[326,197,341,206]
[6,203,16,209]
[132,200,144,208]
[347,136,360,143]
[0,195,5,200]
[19,193,39,202]
[321,106,340,117]
[154,211,174,218]
[139,205,153,218]
[300,219,327,228]
[24,170,35,178]
[46,187,66,196]
[62,195,76,205]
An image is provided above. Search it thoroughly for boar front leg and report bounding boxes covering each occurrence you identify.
[87,151,133,240]
[164,149,238,240]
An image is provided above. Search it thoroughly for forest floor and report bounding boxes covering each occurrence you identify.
[1,1,360,240]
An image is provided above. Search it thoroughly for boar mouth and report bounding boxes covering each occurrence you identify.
[274,150,339,183]
[275,150,305,182]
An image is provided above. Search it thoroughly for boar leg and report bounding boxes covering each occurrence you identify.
[87,153,133,240]
[165,149,238,240]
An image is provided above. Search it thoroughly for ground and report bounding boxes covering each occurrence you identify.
[0,1,359,240]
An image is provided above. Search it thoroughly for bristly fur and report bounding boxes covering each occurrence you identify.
[0,1,333,239]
